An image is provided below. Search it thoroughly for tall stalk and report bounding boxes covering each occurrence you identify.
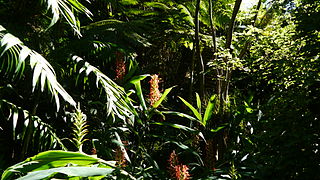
[195,0,205,99]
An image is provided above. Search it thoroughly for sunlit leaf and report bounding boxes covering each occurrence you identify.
[203,94,216,126]
[178,96,202,121]
[152,86,175,109]
[17,167,114,180]
[42,0,92,36]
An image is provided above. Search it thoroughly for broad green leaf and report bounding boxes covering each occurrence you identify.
[203,94,216,126]
[16,167,114,180]
[129,74,149,85]
[1,151,101,180]
[178,96,202,121]
[196,93,201,113]
[152,86,175,108]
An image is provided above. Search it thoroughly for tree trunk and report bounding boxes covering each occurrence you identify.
[226,0,243,50]
[216,0,242,162]
[195,0,205,99]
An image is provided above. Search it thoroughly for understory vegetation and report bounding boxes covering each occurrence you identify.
[0,0,319,179]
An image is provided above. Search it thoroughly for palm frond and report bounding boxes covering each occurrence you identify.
[41,0,92,36]
[83,19,152,47]
[72,55,137,124]
[0,99,67,160]
[0,26,76,110]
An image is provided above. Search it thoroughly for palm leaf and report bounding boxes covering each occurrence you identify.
[72,55,137,124]
[41,0,92,36]
[0,26,76,110]
[0,100,67,165]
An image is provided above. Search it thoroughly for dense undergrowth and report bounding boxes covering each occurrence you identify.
[0,0,319,179]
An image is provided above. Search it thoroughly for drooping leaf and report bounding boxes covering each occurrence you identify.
[42,0,92,36]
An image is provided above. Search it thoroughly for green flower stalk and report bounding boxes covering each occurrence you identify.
[71,105,88,152]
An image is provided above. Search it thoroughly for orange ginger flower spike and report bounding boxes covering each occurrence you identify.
[168,150,191,180]
[115,51,126,80]
[149,74,161,106]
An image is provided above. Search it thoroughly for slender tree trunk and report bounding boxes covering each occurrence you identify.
[226,0,243,50]
[195,0,205,99]
[209,0,217,56]
[205,0,219,170]
[189,47,196,101]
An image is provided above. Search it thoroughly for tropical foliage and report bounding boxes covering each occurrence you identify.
[1,0,319,179]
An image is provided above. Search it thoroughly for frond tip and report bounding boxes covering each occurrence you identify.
[42,0,92,36]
